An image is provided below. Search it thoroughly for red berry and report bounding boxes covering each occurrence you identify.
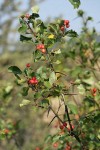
[36,44,45,50]
[67,125,74,131]
[92,93,96,97]
[53,142,58,148]
[65,145,71,150]
[64,20,70,25]
[34,79,38,84]
[63,122,67,127]
[36,44,41,50]
[60,26,65,31]
[35,147,40,150]
[25,14,30,19]
[66,24,70,28]
[26,63,30,68]
[40,44,45,49]
[59,125,64,130]
[4,129,10,134]
[41,49,46,54]
[92,88,97,93]
[28,77,38,85]
[71,125,74,129]
[32,77,37,80]
[91,88,97,96]
[28,79,35,84]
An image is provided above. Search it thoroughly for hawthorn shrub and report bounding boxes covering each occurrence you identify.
[0,3,99,150]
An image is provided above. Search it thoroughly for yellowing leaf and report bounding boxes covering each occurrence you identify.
[20,99,31,107]
[48,34,55,39]
[31,5,39,14]
[54,60,61,64]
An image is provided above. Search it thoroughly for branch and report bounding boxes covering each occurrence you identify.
[61,94,84,148]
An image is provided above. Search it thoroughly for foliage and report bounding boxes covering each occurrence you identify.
[68,0,81,9]
[0,0,44,53]
[0,3,100,150]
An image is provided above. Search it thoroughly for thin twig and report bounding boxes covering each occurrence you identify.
[61,94,84,148]
[24,19,36,37]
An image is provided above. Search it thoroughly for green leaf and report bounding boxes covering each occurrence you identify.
[66,30,78,37]
[45,135,52,143]
[22,87,29,96]
[49,71,57,85]
[44,81,52,88]
[34,92,42,99]
[24,68,28,76]
[87,16,93,21]
[52,135,60,142]
[31,5,39,14]
[83,77,94,85]
[77,84,85,95]
[68,0,81,9]
[77,10,84,17]
[37,66,43,74]
[68,103,78,114]
[8,66,22,75]
[31,13,39,19]
[18,20,27,33]
[48,23,58,34]
[14,74,21,80]
[71,66,82,77]
[20,35,32,42]
[41,73,48,79]
[20,99,31,107]
[34,50,42,62]
[41,99,49,106]
[84,96,95,107]
[35,19,42,26]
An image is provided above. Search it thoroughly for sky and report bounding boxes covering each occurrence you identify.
[36,0,100,33]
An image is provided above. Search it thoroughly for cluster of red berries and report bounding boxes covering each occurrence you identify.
[28,77,38,85]
[60,20,70,32]
[91,88,97,96]
[59,122,67,130]
[59,122,74,132]
[36,44,46,54]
